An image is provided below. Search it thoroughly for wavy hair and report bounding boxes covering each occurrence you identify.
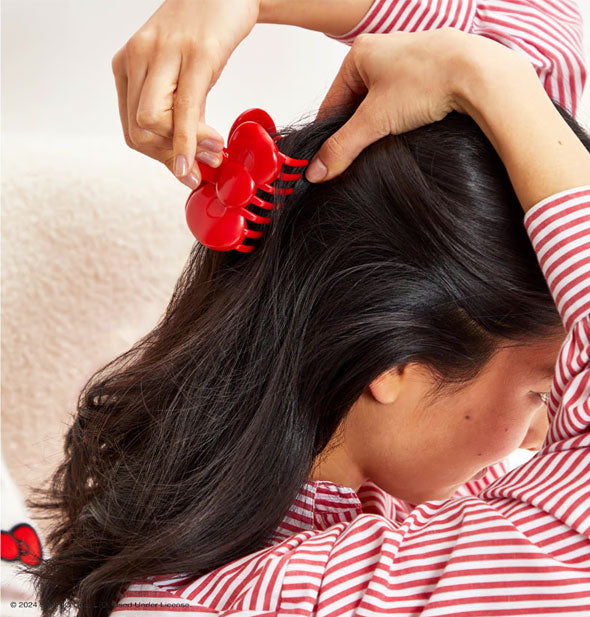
[21,101,590,616]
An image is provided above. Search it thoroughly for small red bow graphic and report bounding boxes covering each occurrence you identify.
[185,108,308,253]
[1,523,43,566]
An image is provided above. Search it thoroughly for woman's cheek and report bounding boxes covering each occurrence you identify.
[474,401,532,462]
[490,426,527,459]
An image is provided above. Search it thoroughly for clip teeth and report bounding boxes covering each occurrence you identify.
[282,154,308,167]
[251,195,274,211]
[259,182,297,194]
[243,209,272,225]
[236,244,256,253]
[278,172,301,181]
[244,228,264,239]
[259,182,276,194]
[248,162,305,214]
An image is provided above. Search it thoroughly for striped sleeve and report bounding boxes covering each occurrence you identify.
[325,0,586,118]
[523,186,590,447]
[275,188,590,615]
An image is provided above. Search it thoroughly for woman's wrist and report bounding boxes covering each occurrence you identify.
[257,0,374,36]
[450,36,590,213]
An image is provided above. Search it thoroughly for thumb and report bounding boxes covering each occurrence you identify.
[305,95,389,183]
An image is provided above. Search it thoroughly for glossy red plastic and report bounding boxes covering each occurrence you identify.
[185,108,309,252]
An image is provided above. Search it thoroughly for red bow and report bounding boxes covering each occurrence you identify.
[185,108,308,253]
[1,523,42,566]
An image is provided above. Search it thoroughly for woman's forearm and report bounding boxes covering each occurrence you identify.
[257,0,374,36]
[454,46,590,213]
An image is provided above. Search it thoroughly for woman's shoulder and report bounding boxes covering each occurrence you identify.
[107,478,494,616]
[109,512,398,616]
[111,466,590,615]
[108,480,408,616]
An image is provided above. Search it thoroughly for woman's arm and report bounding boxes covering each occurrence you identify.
[305,24,588,182]
[453,40,590,213]
[257,0,374,36]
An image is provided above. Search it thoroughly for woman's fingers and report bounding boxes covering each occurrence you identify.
[112,42,223,188]
[172,54,216,182]
[135,48,225,182]
[113,44,168,150]
[112,0,260,188]
[125,37,172,150]
[112,44,163,151]
[306,35,388,182]
[307,40,377,182]
[112,48,135,151]
[306,30,466,184]
[136,49,180,141]
[306,94,390,183]
[138,139,202,191]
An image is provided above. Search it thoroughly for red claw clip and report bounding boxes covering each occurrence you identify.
[185,108,309,253]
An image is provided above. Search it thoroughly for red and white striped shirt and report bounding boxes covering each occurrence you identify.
[111,2,590,615]
[325,0,586,119]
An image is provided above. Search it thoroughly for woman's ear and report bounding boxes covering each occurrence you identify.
[368,366,404,404]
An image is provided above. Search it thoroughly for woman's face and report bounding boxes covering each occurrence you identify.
[309,330,565,504]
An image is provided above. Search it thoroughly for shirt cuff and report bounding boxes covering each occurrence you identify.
[523,185,590,229]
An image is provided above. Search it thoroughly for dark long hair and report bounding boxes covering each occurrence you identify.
[21,101,590,616]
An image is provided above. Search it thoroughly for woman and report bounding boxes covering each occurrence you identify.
[23,2,590,617]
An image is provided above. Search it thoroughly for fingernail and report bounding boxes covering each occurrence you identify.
[306,158,327,183]
[200,138,224,153]
[186,173,200,190]
[196,151,222,167]
[174,154,188,177]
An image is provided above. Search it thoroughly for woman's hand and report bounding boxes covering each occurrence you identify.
[111,0,260,190]
[305,28,511,183]
[306,27,590,213]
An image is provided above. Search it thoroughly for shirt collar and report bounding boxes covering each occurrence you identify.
[267,479,411,546]
[146,479,413,595]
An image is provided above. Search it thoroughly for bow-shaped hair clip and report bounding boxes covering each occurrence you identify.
[185,108,309,253]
